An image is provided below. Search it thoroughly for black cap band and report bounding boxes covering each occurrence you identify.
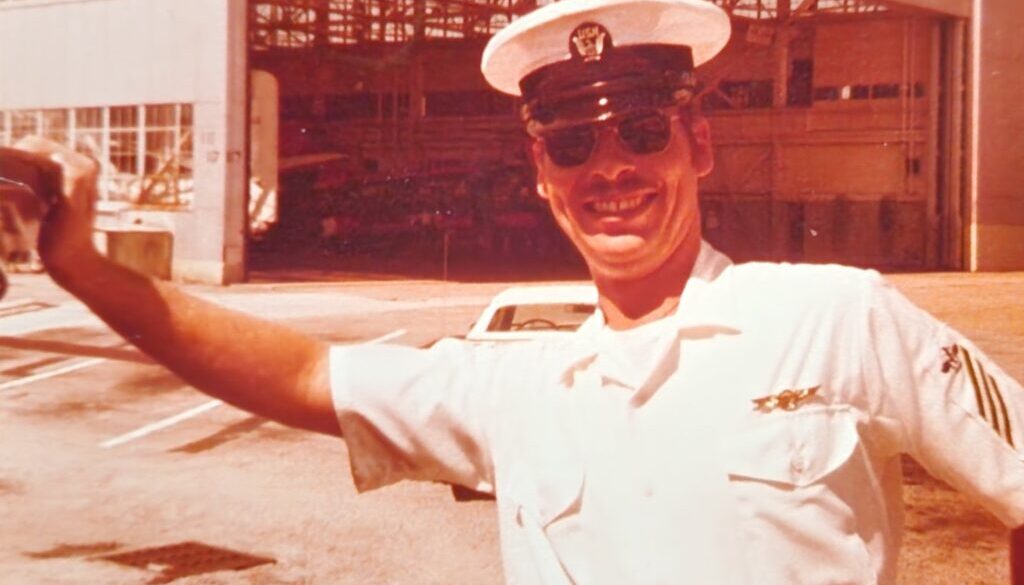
[520,44,696,127]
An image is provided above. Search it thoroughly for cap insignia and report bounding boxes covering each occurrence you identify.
[569,22,611,62]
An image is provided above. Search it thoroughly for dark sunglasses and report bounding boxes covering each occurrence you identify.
[537,109,679,169]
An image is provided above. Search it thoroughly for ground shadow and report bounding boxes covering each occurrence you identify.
[0,337,150,363]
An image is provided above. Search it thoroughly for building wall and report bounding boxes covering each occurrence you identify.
[0,0,248,284]
[971,0,1024,270]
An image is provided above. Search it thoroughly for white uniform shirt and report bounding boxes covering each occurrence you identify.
[330,241,1024,585]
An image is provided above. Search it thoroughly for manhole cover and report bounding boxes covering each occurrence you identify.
[97,541,274,584]
[0,300,53,319]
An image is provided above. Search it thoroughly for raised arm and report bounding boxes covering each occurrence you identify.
[13,137,339,437]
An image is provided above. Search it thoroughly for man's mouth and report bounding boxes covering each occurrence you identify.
[583,191,657,216]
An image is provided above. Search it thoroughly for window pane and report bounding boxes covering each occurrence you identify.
[180,127,193,169]
[144,130,176,174]
[871,83,900,99]
[145,104,176,127]
[73,107,104,158]
[109,130,138,175]
[110,105,138,128]
[813,86,839,102]
[138,103,194,205]
[106,127,138,202]
[74,129,104,158]
[850,84,871,100]
[140,130,181,203]
[178,127,194,206]
[42,109,69,144]
[75,107,103,129]
[11,110,38,141]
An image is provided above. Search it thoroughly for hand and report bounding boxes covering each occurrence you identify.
[11,136,102,279]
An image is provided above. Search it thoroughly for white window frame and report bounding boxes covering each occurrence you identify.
[0,103,194,210]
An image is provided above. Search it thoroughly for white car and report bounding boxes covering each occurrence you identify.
[464,284,598,343]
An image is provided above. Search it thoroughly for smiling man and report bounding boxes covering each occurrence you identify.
[489,3,720,329]
[8,0,1024,583]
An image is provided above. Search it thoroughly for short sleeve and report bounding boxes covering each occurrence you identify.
[329,338,498,494]
[858,271,1024,526]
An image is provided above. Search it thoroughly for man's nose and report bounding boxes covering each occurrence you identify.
[584,127,637,182]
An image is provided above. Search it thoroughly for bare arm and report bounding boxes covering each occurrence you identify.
[59,253,337,435]
[14,137,339,436]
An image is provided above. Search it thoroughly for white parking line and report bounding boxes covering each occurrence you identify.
[0,357,106,394]
[100,328,407,448]
[0,301,99,336]
[364,328,407,345]
[100,399,224,449]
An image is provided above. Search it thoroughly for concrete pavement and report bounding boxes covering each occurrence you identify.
[0,266,1022,584]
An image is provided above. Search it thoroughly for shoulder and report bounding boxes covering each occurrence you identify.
[711,261,885,323]
[723,260,880,299]
[431,336,572,380]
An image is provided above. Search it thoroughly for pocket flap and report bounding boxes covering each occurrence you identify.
[724,407,859,487]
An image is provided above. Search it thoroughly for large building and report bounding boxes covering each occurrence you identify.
[0,0,1020,283]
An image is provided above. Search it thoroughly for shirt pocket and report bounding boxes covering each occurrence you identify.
[724,405,859,487]
[721,406,877,585]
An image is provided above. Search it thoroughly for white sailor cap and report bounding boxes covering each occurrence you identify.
[481,0,731,127]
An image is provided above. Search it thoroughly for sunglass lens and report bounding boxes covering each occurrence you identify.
[544,126,595,168]
[618,112,671,155]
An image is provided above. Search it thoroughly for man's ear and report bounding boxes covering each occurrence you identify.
[529,138,552,200]
[687,116,714,178]
[536,182,551,200]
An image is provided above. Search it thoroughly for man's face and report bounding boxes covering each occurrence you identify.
[532,109,714,283]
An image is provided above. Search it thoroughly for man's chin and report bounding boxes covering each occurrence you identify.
[582,233,647,259]
[580,236,657,278]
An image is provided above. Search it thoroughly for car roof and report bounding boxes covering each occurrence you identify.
[487,283,597,306]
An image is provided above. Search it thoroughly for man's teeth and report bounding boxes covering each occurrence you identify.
[591,194,646,213]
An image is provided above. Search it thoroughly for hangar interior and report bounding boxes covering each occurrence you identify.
[247,0,963,274]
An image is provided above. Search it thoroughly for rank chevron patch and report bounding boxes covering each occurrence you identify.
[952,344,1015,447]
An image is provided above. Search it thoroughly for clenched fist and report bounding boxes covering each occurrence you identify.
[11,137,103,281]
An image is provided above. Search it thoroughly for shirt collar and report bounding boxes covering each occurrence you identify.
[559,240,739,389]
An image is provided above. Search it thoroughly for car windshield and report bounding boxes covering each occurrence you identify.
[486,303,595,332]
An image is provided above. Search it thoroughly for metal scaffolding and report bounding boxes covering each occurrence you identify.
[249,0,539,49]
[249,0,891,51]
[709,0,888,20]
